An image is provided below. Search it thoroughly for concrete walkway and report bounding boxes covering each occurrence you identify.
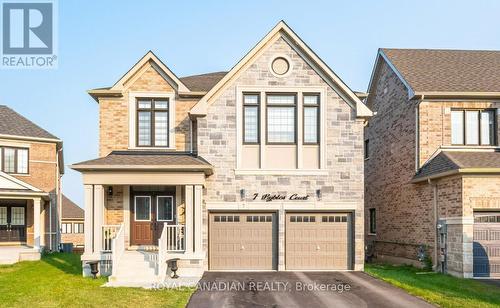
[187,271,434,308]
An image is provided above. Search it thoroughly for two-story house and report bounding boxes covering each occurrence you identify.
[365,49,500,279]
[0,105,63,264]
[71,21,372,286]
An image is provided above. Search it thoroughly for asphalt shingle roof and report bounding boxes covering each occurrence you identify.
[414,150,500,180]
[179,71,227,92]
[0,105,59,140]
[62,194,84,219]
[382,49,500,93]
[71,151,213,174]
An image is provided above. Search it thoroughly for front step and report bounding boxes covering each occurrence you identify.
[108,250,159,286]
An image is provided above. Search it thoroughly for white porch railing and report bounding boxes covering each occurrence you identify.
[158,224,185,281]
[111,224,125,277]
[102,225,120,252]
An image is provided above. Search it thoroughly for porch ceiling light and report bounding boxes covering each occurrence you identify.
[108,186,113,196]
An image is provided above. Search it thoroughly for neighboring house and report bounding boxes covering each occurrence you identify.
[0,106,63,264]
[365,48,500,278]
[60,194,84,249]
[71,21,372,284]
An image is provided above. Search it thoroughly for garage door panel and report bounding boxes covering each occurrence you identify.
[209,213,276,270]
[286,213,352,270]
[474,213,500,278]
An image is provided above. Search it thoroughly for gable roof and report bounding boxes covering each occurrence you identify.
[413,150,500,182]
[0,105,60,141]
[180,72,227,92]
[0,170,49,198]
[190,21,372,118]
[62,195,83,219]
[372,48,500,99]
[88,51,190,101]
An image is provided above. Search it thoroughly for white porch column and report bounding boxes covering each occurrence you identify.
[185,185,194,254]
[93,185,105,254]
[194,185,203,254]
[83,185,94,255]
[33,197,41,251]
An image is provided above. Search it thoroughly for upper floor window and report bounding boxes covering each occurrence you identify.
[451,109,496,146]
[303,94,319,144]
[0,147,28,174]
[266,94,296,144]
[136,98,169,147]
[243,93,260,144]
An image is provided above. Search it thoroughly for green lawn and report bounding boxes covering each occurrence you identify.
[365,263,500,308]
[0,253,193,308]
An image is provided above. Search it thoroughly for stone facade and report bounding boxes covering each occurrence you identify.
[198,37,365,270]
[365,56,500,277]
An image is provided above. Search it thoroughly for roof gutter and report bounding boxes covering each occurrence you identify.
[411,168,500,183]
[411,91,500,100]
[87,89,123,102]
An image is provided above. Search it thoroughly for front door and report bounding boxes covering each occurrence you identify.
[130,193,175,246]
[0,204,27,243]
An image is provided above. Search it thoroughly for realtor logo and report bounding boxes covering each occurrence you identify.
[1,0,57,68]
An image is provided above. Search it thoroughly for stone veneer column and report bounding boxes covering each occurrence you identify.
[93,185,104,254]
[194,185,203,254]
[185,185,194,254]
[83,185,93,255]
[33,197,41,251]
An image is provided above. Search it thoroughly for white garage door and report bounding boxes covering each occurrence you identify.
[286,212,352,270]
[209,212,277,270]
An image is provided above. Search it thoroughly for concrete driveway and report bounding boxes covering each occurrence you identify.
[187,271,434,308]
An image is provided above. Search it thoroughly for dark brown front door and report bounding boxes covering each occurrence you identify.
[0,204,27,243]
[130,191,175,246]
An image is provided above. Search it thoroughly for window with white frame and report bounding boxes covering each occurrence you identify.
[157,196,174,221]
[136,98,169,147]
[0,147,28,174]
[243,93,260,144]
[451,109,496,145]
[61,223,72,234]
[266,94,296,144]
[303,94,319,144]
[74,223,84,233]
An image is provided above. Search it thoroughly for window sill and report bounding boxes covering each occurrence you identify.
[441,145,500,150]
[234,169,328,176]
[8,173,30,177]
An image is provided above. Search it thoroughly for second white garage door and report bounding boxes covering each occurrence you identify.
[209,212,277,270]
[286,212,352,270]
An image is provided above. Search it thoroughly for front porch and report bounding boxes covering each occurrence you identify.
[80,183,206,284]
[0,171,55,261]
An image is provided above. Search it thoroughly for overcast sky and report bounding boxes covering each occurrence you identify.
[1,0,500,207]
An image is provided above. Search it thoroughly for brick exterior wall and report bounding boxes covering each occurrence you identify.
[366,57,500,277]
[197,37,365,270]
[98,62,195,157]
[365,59,435,264]
[0,138,61,250]
[61,219,84,246]
[419,101,500,165]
